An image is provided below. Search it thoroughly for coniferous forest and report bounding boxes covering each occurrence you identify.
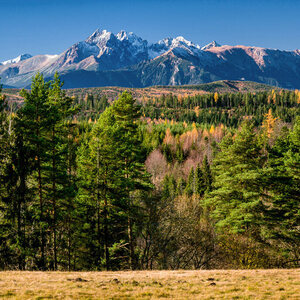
[0,73,299,271]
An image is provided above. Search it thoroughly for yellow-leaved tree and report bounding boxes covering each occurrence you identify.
[214,92,219,103]
[262,108,278,137]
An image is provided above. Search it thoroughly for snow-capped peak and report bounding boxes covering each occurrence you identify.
[116,30,140,41]
[116,30,128,41]
[156,37,172,47]
[1,54,32,65]
[172,36,194,47]
[85,29,113,44]
[201,41,221,50]
[156,36,200,49]
[149,36,202,59]
[116,30,146,47]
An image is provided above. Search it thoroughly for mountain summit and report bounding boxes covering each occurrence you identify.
[1,29,300,89]
[201,41,221,50]
[0,54,32,66]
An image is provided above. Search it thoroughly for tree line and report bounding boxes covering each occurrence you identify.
[141,90,299,128]
[0,74,299,270]
[72,89,299,128]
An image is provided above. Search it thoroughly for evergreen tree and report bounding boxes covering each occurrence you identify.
[195,164,205,196]
[266,118,300,262]
[44,73,78,270]
[77,91,151,269]
[185,167,195,196]
[0,84,15,268]
[18,74,50,269]
[77,106,121,270]
[207,121,266,235]
[202,156,212,193]
[111,91,151,269]
[15,73,78,270]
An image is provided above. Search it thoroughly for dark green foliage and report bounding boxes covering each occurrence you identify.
[0,76,299,270]
[264,118,300,264]
[202,156,212,193]
[0,73,79,270]
[142,90,299,128]
[207,121,266,234]
[77,91,151,270]
[185,168,195,196]
[195,164,205,196]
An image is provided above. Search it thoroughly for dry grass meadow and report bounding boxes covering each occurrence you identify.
[0,269,299,299]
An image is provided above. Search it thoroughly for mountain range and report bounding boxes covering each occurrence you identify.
[1,29,300,89]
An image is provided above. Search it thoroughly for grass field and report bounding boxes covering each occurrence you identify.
[0,269,299,299]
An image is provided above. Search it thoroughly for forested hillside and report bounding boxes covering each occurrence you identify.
[0,74,299,271]
[2,80,276,107]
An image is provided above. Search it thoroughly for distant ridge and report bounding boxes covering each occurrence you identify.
[1,29,300,89]
[154,80,278,92]
[0,54,32,66]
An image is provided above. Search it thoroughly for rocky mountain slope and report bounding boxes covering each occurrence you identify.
[1,29,299,89]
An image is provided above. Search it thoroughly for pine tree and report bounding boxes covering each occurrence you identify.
[195,164,205,196]
[45,73,78,270]
[0,86,9,197]
[77,106,120,270]
[185,167,195,196]
[15,73,78,270]
[202,156,212,193]
[266,118,300,259]
[111,91,151,269]
[0,84,14,268]
[0,86,8,166]
[18,73,50,269]
[0,84,36,270]
[77,92,151,270]
[207,121,266,235]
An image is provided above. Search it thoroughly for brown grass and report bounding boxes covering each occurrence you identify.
[0,269,299,299]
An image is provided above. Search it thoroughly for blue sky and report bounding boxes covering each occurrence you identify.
[0,0,299,61]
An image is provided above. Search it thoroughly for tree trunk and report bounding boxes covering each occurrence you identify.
[103,192,110,270]
[104,165,110,270]
[128,214,134,270]
[125,158,134,270]
[96,144,101,269]
[52,128,57,270]
[37,154,45,270]
[17,136,26,270]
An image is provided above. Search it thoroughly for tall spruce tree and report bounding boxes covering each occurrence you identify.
[77,91,151,270]
[202,156,212,193]
[15,73,77,270]
[18,74,50,269]
[77,106,121,270]
[111,91,151,269]
[45,73,78,270]
[185,168,195,196]
[195,164,205,196]
[266,118,300,263]
[207,121,266,235]
[0,84,14,268]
